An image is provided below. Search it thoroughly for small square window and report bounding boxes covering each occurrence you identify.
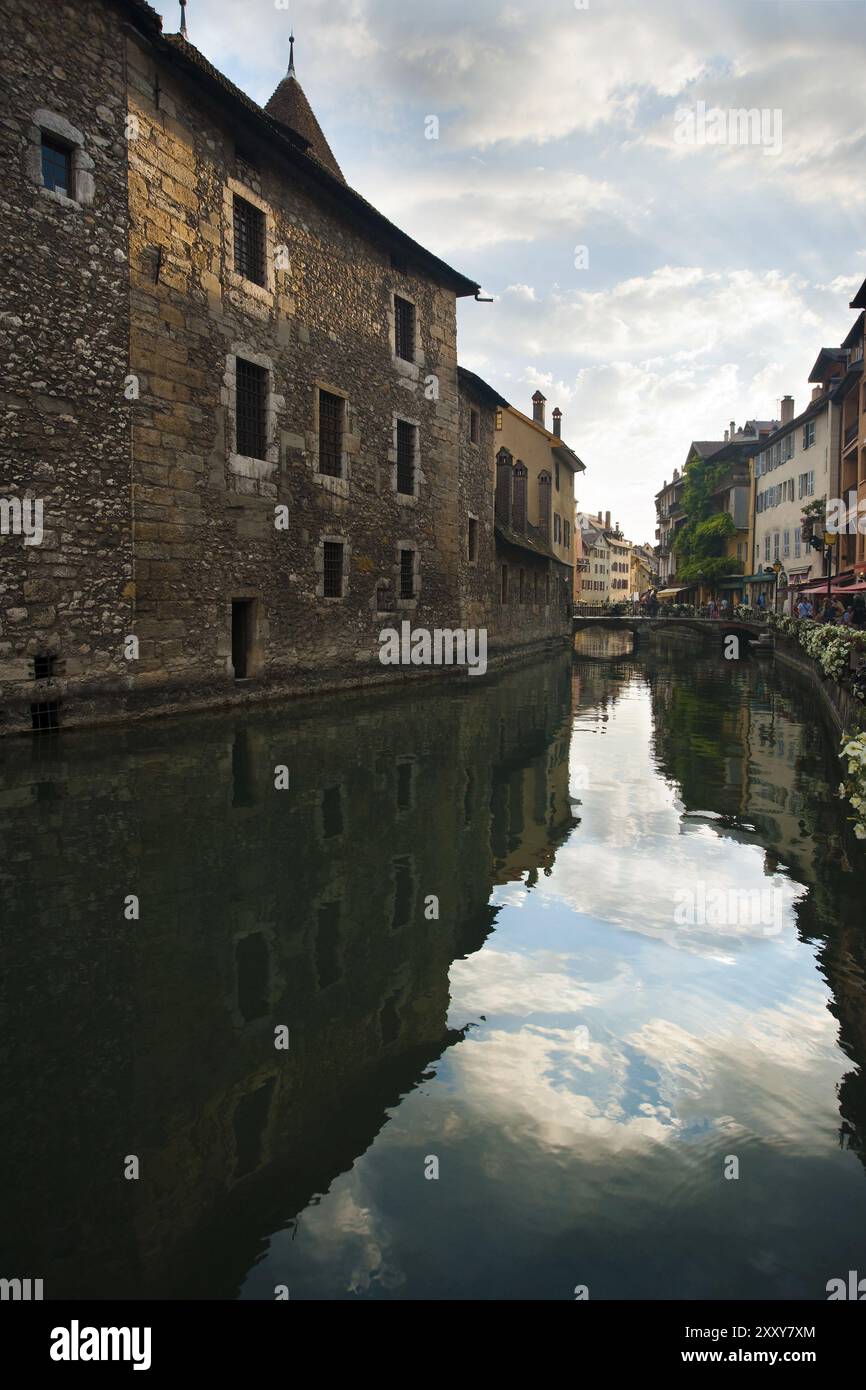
[33,652,56,680]
[233,194,266,286]
[31,700,60,733]
[399,548,415,599]
[323,541,344,598]
[41,135,72,195]
[394,295,415,361]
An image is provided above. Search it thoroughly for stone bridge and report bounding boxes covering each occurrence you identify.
[572,614,768,643]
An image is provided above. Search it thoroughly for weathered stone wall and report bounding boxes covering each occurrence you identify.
[0,0,135,734]
[124,31,465,714]
[0,0,563,736]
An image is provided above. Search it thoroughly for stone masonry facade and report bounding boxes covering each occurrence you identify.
[0,0,574,735]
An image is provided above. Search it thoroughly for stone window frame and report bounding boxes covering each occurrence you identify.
[388,288,423,382]
[315,533,351,602]
[312,382,351,498]
[27,109,95,208]
[395,541,420,610]
[223,348,283,495]
[224,177,276,305]
[391,413,422,504]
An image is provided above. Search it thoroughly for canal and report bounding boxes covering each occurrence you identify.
[1,638,865,1299]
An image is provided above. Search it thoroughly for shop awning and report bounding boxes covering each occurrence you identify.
[656,586,690,598]
[798,579,866,595]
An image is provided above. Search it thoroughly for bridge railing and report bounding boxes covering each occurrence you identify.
[573,604,769,622]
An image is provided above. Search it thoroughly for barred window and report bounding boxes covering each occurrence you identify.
[318,390,344,477]
[323,541,344,598]
[399,548,415,599]
[233,194,266,286]
[396,420,416,494]
[394,296,415,361]
[235,358,268,458]
[41,134,72,194]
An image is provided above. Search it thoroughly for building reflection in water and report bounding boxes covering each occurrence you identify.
[0,654,575,1298]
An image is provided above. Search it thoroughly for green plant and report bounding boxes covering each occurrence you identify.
[838,731,866,840]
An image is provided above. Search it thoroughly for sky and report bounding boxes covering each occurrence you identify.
[151,0,866,543]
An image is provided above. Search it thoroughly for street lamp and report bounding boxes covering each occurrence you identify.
[809,526,837,603]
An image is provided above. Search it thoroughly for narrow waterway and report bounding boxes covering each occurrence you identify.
[1,638,865,1299]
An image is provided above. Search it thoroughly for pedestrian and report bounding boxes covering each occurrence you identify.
[853,594,866,629]
[820,597,836,624]
[842,605,854,627]
[757,591,766,612]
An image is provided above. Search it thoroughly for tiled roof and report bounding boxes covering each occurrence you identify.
[495,523,558,562]
[457,367,510,410]
[145,35,479,297]
[265,72,345,182]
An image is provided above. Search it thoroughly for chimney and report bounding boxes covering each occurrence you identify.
[597,511,602,522]
[605,511,611,530]
[811,386,822,402]
[729,420,736,440]
[531,390,546,426]
[552,406,562,438]
[780,395,794,424]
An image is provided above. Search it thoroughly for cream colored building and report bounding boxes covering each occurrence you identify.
[750,392,838,608]
[577,513,609,599]
[497,392,582,575]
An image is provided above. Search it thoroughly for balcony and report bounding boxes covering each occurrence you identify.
[844,420,860,451]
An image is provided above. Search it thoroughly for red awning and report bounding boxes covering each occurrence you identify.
[798,580,866,595]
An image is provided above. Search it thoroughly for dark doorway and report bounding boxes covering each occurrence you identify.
[231,599,254,679]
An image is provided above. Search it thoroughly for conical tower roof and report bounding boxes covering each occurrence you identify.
[265,34,345,183]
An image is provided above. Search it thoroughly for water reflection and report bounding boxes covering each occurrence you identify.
[0,645,865,1300]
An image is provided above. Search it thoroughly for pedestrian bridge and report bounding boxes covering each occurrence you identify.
[572,613,768,642]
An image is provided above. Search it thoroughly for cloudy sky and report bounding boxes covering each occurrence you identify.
[153,0,866,542]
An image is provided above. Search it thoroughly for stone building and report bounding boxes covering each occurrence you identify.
[0,0,573,736]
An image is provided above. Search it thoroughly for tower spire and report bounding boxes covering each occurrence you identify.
[179,0,188,39]
[288,32,295,76]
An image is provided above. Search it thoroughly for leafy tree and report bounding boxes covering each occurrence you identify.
[674,454,741,583]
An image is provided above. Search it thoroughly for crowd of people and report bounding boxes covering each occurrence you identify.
[793,592,866,627]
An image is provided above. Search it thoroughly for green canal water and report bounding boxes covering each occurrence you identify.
[1,637,865,1299]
